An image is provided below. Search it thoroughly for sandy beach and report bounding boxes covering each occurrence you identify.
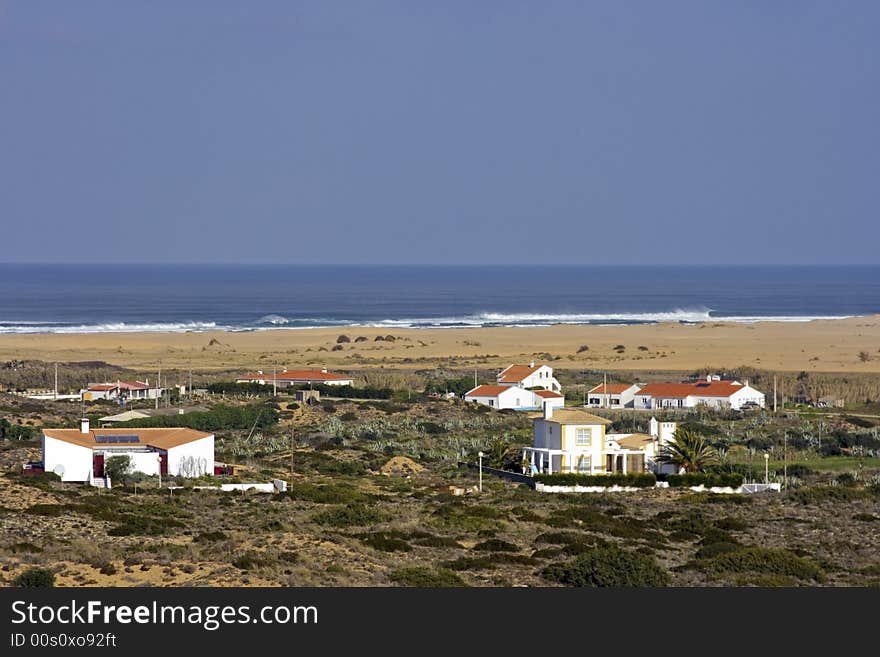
[1,316,879,374]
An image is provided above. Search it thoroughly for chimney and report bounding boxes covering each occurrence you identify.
[257,370,263,375]
[321,368,328,373]
[706,374,712,382]
[649,416,658,438]
[80,418,90,434]
[543,401,553,419]
[529,362,535,368]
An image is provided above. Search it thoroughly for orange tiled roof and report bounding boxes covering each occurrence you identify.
[534,390,564,398]
[588,383,633,394]
[466,385,513,397]
[497,364,542,382]
[238,369,352,382]
[43,427,212,450]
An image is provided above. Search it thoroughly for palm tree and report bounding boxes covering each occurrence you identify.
[483,436,517,469]
[657,428,719,473]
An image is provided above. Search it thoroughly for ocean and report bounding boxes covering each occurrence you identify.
[0,264,878,334]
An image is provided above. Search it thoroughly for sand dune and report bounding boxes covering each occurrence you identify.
[1,316,879,374]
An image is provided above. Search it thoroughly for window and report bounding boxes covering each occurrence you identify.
[575,427,592,446]
[489,400,494,406]
[577,456,591,473]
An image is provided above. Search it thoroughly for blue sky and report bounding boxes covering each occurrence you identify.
[1,1,878,264]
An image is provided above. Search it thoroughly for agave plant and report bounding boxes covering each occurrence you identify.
[657,428,719,473]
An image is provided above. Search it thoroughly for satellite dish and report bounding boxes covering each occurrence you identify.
[53,464,65,477]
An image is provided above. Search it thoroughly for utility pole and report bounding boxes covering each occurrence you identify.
[156,363,161,410]
[189,368,193,402]
[773,375,778,413]
[783,430,788,489]
[474,369,477,389]
[603,372,608,409]
[54,362,58,400]
[273,363,277,398]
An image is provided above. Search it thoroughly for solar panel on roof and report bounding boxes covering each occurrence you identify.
[95,435,140,444]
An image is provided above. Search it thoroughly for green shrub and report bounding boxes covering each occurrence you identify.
[787,486,871,505]
[108,515,183,536]
[285,482,367,504]
[232,551,268,571]
[104,455,132,482]
[8,542,42,554]
[705,547,824,581]
[442,554,537,571]
[853,513,878,522]
[695,542,741,560]
[13,567,55,587]
[715,516,749,531]
[534,473,656,488]
[359,533,412,552]
[311,503,387,527]
[542,544,671,587]
[194,531,228,543]
[472,539,519,552]
[27,503,65,517]
[389,567,466,587]
[667,473,743,488]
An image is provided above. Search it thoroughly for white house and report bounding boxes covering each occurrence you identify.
[464,385,536,410]
[496,363,561,393]
[41,419,214,485]
[634,379,765,411]
[524,406,679,476]
[81,380,162,402]
[236,368,354,387]
[586,383,641,409]
[533,389,566,411]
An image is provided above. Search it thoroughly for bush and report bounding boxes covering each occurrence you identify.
[534,473,656,488]
[704,547,824,581]
[13,567,55,587]
[542,544,671,587]
[311,504,387,527]
[667,473,744,488]
[359,533,412,552]
[119,403,278,431]
[336,334,351,343]
[291,383,392,400]
[472,539,519,552]
[104,455,131,482]
[389,567,466,587]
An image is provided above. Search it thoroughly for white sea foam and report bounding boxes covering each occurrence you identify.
[0,321,221,334]
[0,310,856,334]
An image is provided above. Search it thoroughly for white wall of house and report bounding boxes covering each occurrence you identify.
[42,435,92,482]
[536,395,566,411]
[533,419,604,474]
[166,435,215,477]
[99,449,161,476]
[465,387,535,410]
[586,384,641,408]
[499,365,561,392]
[727,385,766,410]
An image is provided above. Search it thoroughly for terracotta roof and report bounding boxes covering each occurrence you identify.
[541,409,611,425]
[87,381,153,391]
[612,433,655,450]
[237,369,352,382]
[43,427,212,450]
[118,381,151,390]
[588,383,634,394]
[465,385,512,397]
[534,390,564,398]
[636,382,745,399]
[497,364,542,383]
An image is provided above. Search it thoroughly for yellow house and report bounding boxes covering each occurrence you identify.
[523,406,674,475]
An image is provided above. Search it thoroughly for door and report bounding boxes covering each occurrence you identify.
[93,453,105,478]
[159,453,168,476]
